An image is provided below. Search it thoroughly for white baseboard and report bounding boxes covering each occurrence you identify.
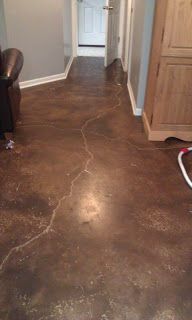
[20,56,74,89]
[64,55,74,79]
[20,73,66,89]
[120,58,127,72]
[127,80,142,116]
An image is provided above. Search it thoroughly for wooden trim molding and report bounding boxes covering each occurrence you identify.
[143,111,192,142]
[144,0,167,120]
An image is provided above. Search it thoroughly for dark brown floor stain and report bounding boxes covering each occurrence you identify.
[0,58,192,320]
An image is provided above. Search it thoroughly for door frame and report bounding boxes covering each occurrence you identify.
[71,0,125,59]
[120,0,133,72]
[71,0,78,57]
[127,0,134,75]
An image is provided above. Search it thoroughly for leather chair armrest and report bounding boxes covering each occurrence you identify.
[1,48,24,85]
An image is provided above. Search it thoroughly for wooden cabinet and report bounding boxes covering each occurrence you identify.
[162,0,192,58]
[143,0,192,141]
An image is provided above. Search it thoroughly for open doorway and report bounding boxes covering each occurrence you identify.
[72,0,122,66]
[77,0,106,57]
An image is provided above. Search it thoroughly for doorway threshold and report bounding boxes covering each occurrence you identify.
[77,46,105,57]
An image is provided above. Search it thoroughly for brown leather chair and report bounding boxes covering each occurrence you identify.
[0,46,24,147]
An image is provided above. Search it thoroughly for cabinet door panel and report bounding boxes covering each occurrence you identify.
[153,58,192,127]
[162,0,192,57]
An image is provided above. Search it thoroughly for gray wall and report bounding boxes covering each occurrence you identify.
[129,0,155,111]
[121,0,128,67]
[129,0,145,101]
[0,0,7,50]
[3,0,71,82]
[63,0,73,67]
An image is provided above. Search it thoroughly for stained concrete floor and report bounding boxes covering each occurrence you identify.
[0,58,192,320]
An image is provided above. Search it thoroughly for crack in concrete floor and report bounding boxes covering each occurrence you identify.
[0,75,123,274]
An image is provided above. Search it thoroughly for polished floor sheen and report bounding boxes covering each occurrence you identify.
[0,58,192,320]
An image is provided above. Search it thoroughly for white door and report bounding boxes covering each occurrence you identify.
[104,0,120,67]
[78,0,106,46]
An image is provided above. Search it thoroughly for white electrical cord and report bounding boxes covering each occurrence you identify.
[178,147,192,189]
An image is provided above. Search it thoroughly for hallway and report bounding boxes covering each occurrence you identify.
[0,58,192,320]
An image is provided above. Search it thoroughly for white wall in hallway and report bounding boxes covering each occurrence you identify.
[3,0,73,83]
[120,0,133,71]
[63,0,73,67]
[121,0,128,68]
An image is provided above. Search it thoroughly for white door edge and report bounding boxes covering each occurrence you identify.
[127,0,134,80]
